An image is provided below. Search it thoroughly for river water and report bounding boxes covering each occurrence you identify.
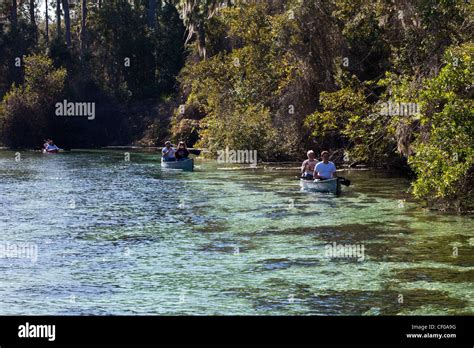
[0,149,472,315]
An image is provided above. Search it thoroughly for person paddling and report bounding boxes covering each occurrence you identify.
[44,139,60,153]
[301,150,318,180]
[175,141,190,161]
[162,141,177,162]
[314,151,337,180]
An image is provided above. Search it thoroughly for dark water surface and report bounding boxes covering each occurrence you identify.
[0,149,472,315]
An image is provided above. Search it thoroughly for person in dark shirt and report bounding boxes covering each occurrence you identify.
[175,141,190,160]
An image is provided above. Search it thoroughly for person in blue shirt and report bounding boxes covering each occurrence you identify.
[314,151,337,180]
[162,141,176,162]
[43,139,60,153]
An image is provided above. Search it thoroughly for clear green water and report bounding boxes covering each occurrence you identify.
[0,149,472,315]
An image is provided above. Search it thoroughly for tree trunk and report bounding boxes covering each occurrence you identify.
[197,20,206,60]
[80,0,87,56]
[11,0,18,30]
[10,0,21,85]
[61,0,71,47]
[148,0,156,29]
[56,0,61,38]
[45,0,49,43]
[29,0,36,27]
[29,0,38,41]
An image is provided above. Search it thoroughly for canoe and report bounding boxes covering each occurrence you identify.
[42,149,60,154]
[161,158,194,171]
[300,178,341,195]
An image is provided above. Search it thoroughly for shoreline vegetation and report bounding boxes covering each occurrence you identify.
[0,0,472,213]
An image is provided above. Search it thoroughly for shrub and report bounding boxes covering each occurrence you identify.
[0,55,66,148]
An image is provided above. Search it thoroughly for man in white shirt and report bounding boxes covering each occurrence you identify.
[314,151,337,180]
[162,141,176,161]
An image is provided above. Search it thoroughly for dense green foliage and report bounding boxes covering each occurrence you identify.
[408,44,473,211]
[1,0,185,147]
[0,55,66,147]
[176,4,295,158]
[0,0,472,211]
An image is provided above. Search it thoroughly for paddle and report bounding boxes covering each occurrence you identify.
[296,176,351,186]
[338,177,351,186]
[188,149,201,156]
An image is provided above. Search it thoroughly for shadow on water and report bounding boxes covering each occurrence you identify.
[241,223,391,241]
[369,233,474,266]
[251,258,321,271]
[393,268,474,283]
[225,281,470,315]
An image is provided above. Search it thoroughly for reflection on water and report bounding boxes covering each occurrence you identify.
[0,149,472,315]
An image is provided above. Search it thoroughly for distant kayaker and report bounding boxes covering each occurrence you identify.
[175,141,190,160]
[44,139,60,152]
[301,150,318,180]
[314,151,337,180]
[162,141,176,162]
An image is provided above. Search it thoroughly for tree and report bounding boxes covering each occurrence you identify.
[56,0,61,37]
[11,0,17,30]
[61,0,71,47]
[45,0,49,43]
[179,0,228,59]
[8,0,23,85]
[29,0,36,28]
[304,78,389,165]
[89,0,156,98]
[0,55,66,148]
[407,43,474,211]
[80,0,87,56]
[155,2,185,91]
[148,0,156,29]
[175,3,294,159]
